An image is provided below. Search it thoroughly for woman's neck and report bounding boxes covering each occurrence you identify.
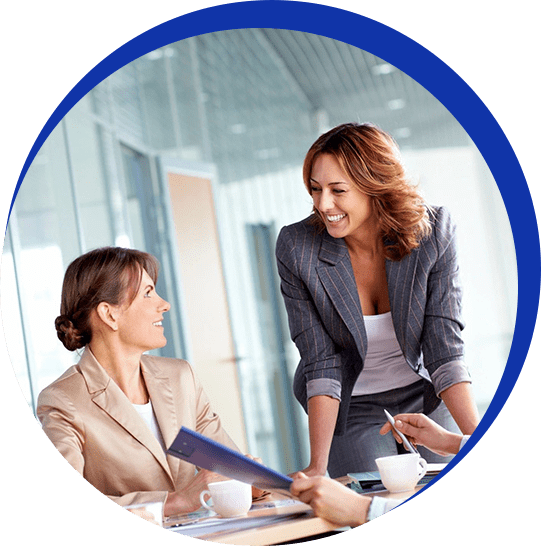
[87,342,149,404]
[344,223,383,259]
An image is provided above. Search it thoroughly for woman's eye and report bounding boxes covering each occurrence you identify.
[144,291,152,298]
[310,186,321,193]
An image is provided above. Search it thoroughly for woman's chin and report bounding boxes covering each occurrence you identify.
[326,224,347,238]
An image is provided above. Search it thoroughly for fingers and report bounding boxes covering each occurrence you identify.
[393,413,428,428]
[379,422,392,435]
[290,473,313,497]
[394,419,422,446]
[288,470,307,479]
[244,453,263,465]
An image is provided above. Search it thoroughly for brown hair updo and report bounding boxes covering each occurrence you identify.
[303,122,432,260]
[55,247,159,351]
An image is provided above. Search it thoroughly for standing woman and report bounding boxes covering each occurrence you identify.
[38,247,251,516]
[276,123,479,477]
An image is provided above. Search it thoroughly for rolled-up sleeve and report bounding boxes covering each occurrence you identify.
[306,378,342,401]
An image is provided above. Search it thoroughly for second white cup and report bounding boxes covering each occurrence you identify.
[375,453,427,493]
[200,479,252,517]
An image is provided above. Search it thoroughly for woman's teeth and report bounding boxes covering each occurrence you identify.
[327,214,346,222]
[153,321,162,326]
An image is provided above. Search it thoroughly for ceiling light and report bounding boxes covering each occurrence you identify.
[394,127,411,139]
[146,50,163,60]
[254,148,281,160]
[230,123,247,135]
[388,99,406,110]
[372,63,395,75]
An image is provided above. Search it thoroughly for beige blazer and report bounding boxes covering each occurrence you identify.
[37,348,238,507]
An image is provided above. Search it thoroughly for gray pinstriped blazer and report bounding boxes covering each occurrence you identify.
[276,205,471,436]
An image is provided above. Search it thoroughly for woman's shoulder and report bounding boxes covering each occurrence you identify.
[427,204,453,228]
[37,363,87,408]
[141,354,195,379]
[416,205,457,259]
[425,205,456,243]
[277,215,324,251]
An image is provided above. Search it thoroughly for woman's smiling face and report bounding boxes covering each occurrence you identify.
[310,153,376,241]
[115,268,171,354]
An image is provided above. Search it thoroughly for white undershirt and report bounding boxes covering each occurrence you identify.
[132,400,167,452]
[352,311,420,396]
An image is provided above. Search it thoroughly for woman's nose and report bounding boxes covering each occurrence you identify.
[160,297,171,312]
[318,190,334,211]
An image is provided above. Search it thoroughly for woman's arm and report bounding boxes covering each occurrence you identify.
[276,228,344,475]
[380,412,465,456]
[422,208,479,430]
[299,396,340,476]
[38,390,173,508]
[439,382,479,435]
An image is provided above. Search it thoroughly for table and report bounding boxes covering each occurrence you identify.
[168,477,424,545]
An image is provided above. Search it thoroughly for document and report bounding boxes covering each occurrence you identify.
[167,427,293,490]
[170,511,310,538]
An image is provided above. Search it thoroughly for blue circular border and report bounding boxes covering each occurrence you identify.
[9,0,540,494]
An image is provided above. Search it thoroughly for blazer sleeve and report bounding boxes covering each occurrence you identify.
[38,387,168,507]
[421,207,471,395]
[276,226,343,403]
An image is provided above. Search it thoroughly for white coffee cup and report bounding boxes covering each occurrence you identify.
[199,479,252,517]
[375,453,427,493]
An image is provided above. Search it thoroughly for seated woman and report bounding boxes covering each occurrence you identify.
[37,247,260,516]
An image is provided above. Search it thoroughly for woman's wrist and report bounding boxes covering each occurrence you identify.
[303,459,328,476]
[164,491,191,517]
[444,432,465,455]
[351,494,372,526]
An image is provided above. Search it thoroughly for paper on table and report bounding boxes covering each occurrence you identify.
[171,512,310,538]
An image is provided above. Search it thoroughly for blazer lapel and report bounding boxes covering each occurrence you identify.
[316,233,367,358]
[79,348,174,484]
[141,357,181,482]
[385,249,419,362]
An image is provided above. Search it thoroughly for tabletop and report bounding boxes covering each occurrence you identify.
[167,477,424,545]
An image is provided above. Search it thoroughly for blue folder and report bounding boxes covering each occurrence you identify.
[167,427,293,490]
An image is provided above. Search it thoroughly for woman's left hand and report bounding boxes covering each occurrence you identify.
[244,453,271,500]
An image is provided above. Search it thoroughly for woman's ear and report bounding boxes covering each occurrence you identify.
[95,302,120,332]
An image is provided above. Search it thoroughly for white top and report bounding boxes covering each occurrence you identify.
[352,311,420,396]
[133,400,166,452]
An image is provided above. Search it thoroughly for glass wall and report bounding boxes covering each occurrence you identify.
[1,30,517,474]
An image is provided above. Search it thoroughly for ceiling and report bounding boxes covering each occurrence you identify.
[257,29,469,150]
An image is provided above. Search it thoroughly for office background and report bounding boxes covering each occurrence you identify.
[1,29,517,474]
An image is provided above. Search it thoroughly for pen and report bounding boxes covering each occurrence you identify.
[384,409,419,454]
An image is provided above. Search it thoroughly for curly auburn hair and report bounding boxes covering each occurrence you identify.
[55,247,159,351]
[303,122,432,260]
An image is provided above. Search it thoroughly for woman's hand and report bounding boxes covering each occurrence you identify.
[244,453,271,500]
[164,468,228,517]
[289,464,327,479]
[290,473,371,527]
[379,413,463,457]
